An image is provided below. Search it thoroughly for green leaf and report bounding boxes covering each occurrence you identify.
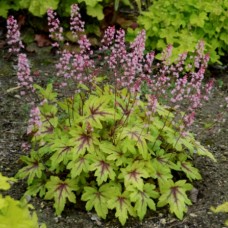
[178,161,202,181]
[107,185,136,225]
[0,173,16,190]
[81,183,114,219]
[83,95,114,129]
[86,4,104,20]
[25,177,47,198]
[78,0,102,7]
[45,176,78,215]
[211,202,228,213]
[67,155,90,178]
[191,140,216,161]
[0,195,46,228]
[69,127,99,159]
[19,0,59,17]
[119,126,154,159]
[16,151,45,185]
[34,83,57,101]
[152,161,173,185]
[119,163,149,191]
[158,180,193,220]
[50,137,75,169]
[154,150,179,170]
[190,12,207,27]
[99,141,129,166]
[89,154,116,185]
[0,0,13,18]
[129,183,159,220]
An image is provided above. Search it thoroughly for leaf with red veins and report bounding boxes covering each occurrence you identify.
[50,138,75,169]
[128,183,159,220]
[89,155,116,185]
[67,155,90,178]
[45,176,78,215]
[157,180,193,219]
[69,128,99,159]
[178,161,202,181]
[108,186,136,225]
[16,151,45,185]
[81,183,115,219]
[119,126,155,159]
[83,95,115,129]
[119,164,149,191]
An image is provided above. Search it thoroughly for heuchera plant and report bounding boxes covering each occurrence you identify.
[7,4,215,225]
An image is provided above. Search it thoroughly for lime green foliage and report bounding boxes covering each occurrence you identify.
[0,0,20,18]
[0,0,132,19]
[128,0,228,63]
[211,202,228,226]
[16,84,215,225]
[0,173,45,228]
[0,0,59,17]
[19,0,59,17]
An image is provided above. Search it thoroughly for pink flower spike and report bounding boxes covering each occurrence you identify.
[27,106,42,135]
[6,16,24,54]
[17,53,34,95]
[47,8,64,47]
[70,4,85,38]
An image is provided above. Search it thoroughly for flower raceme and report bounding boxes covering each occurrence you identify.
[6,16,24,54]
[17,53,34,96]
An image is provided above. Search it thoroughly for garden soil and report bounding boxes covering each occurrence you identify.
[0,46,227,228]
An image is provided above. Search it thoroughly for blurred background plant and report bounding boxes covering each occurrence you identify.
[0,0,227,64]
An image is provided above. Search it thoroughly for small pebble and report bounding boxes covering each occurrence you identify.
[189,213,197,218]
[160,218,166,225]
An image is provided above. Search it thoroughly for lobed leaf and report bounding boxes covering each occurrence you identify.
[45,176,78,215]
[158,180,193,219]
[129,183,159,220]
[81,183,114,219]
[108,185,136,225]
[16,152,45,185]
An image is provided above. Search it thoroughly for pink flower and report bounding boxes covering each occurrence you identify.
[27,106,42,135]
[183,112,195,127]
[100,26,115,51]
[6,16,24,54]
[17,53,34,95]
[70,4,85,38]
[47,8,64,47]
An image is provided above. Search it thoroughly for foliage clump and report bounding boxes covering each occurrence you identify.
[7,4,216,226]
[128,0,228,63]
[0,173,46,228]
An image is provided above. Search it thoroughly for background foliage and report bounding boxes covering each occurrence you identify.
[127,0,228,63]
[1,0,227,63]
[0,173,45,228]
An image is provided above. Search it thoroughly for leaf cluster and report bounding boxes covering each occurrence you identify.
[0,0,134,19]
[127,0,228,63]
[0,173,46,228]
[16,84,215,225]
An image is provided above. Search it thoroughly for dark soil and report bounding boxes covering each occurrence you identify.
[0,46,228,228]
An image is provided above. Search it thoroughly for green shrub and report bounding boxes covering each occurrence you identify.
[0,173,45,228]
[127,0,228,63]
